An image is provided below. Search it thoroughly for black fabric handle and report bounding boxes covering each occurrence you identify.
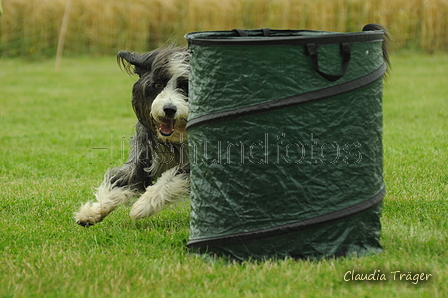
[186,62,386,131]
[261,28,271,36]
[232,29,248,37]
[306,42,351,81]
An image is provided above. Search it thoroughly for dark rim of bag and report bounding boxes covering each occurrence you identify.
[185,29,384,46]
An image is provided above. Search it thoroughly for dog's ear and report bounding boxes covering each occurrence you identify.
[117,50,159,77]
[362,24,391,73]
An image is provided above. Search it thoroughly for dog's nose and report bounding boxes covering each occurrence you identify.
[163,104,177,118]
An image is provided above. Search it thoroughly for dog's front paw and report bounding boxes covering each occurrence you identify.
[74,202,103,227]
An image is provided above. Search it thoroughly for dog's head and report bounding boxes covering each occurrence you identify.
[118,47,189,143]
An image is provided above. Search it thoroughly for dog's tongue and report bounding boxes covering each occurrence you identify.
[159,120,174,136]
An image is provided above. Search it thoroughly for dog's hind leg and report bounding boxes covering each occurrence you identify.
[129,167,189,220]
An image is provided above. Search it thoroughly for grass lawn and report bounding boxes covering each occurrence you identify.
[0,52,447,297]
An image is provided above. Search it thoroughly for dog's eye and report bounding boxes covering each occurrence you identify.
[178,79,189,93]
[154,83,164,89]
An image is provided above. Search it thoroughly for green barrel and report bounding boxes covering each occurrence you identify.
[185,25,389,261]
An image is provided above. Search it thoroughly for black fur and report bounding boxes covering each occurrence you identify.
[362,23,391,74]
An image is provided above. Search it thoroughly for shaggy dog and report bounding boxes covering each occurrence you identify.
[75,47,190,227]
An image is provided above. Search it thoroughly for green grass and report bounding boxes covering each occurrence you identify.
[0,53,447,297]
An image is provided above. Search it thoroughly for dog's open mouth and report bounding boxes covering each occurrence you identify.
[159,118,175,136]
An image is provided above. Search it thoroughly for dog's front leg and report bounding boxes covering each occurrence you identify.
[75,123,152,227]
[74,170,138,227]
[130,167,189,220]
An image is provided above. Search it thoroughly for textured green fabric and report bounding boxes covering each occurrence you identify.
[185,28,387,261]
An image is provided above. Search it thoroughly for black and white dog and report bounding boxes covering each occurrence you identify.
[75,47,190,226]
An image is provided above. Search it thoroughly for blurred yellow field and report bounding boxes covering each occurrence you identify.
[1,0,448,57]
